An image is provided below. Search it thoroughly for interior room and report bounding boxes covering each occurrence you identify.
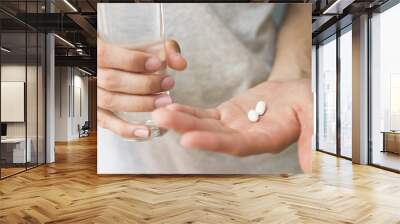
[314,0,400,172]
[0,14,46,177]
[0,0,97,179]
[0,0,399,223]
[370,3,400,171]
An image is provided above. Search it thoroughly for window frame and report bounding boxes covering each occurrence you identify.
[315,23,353,160]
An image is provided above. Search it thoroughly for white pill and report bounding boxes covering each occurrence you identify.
[255,101,266,116]
[247,109,259,122]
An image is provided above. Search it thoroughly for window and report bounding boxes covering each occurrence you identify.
[317,36,337,154]
[390,74,400,130]
[371,2,400,171]
[339,28,352,158]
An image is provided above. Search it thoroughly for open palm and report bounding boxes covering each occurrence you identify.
[152,79,313,172]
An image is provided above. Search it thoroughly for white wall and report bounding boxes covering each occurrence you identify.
[1,66,26,134]
[54,67,89,141]
[1,82,25,122]
[1,63,46,164]
[1,65,39,138]
[54,67,69,141]
[1,65,26,131]
[72,73,89,138]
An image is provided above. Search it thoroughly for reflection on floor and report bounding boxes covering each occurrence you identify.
[0,163,43,178]
[0,167,25,177]
[373,150,400,171]
[0,135,400,223]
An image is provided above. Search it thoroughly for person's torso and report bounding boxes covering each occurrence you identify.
[166,3,276,107]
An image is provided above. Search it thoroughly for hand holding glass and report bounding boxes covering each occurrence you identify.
[97,3,186,140]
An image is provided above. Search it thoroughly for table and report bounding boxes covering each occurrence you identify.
[1,138,31,164]
[381,131,400,154]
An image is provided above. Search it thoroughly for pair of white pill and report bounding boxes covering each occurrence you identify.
[247,101,267,122]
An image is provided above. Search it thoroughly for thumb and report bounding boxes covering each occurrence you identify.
[165,40,187,71]
[293,104,313,173]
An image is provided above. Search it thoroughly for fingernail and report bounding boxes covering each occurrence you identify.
[161,76,175,90]
[145,57,162,71]
[134,128,149,138]
[154,94,172,108]
[171,52,182,60]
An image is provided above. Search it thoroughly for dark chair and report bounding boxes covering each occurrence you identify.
[79,121,90,138]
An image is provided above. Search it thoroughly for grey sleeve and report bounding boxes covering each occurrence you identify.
[271,4,287,27]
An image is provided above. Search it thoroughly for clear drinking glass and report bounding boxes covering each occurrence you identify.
[98,3,167,141]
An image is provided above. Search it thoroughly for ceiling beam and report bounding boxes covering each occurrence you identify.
[323,0,356,14]
[55,55,96,68]
[66,13,97,46]
[312,15,335,33]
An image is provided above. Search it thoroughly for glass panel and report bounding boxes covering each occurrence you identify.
[312,45,317,151]
[1,30,27,177]
[371,3,400,171]
[339,29,352,158]
[26,0,39,169]
[38,32,45,165]
[318,37,337,154]
[27,31,38,169]
[0,1,46,178]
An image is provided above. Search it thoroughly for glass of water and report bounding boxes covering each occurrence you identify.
[98,3,167,141]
